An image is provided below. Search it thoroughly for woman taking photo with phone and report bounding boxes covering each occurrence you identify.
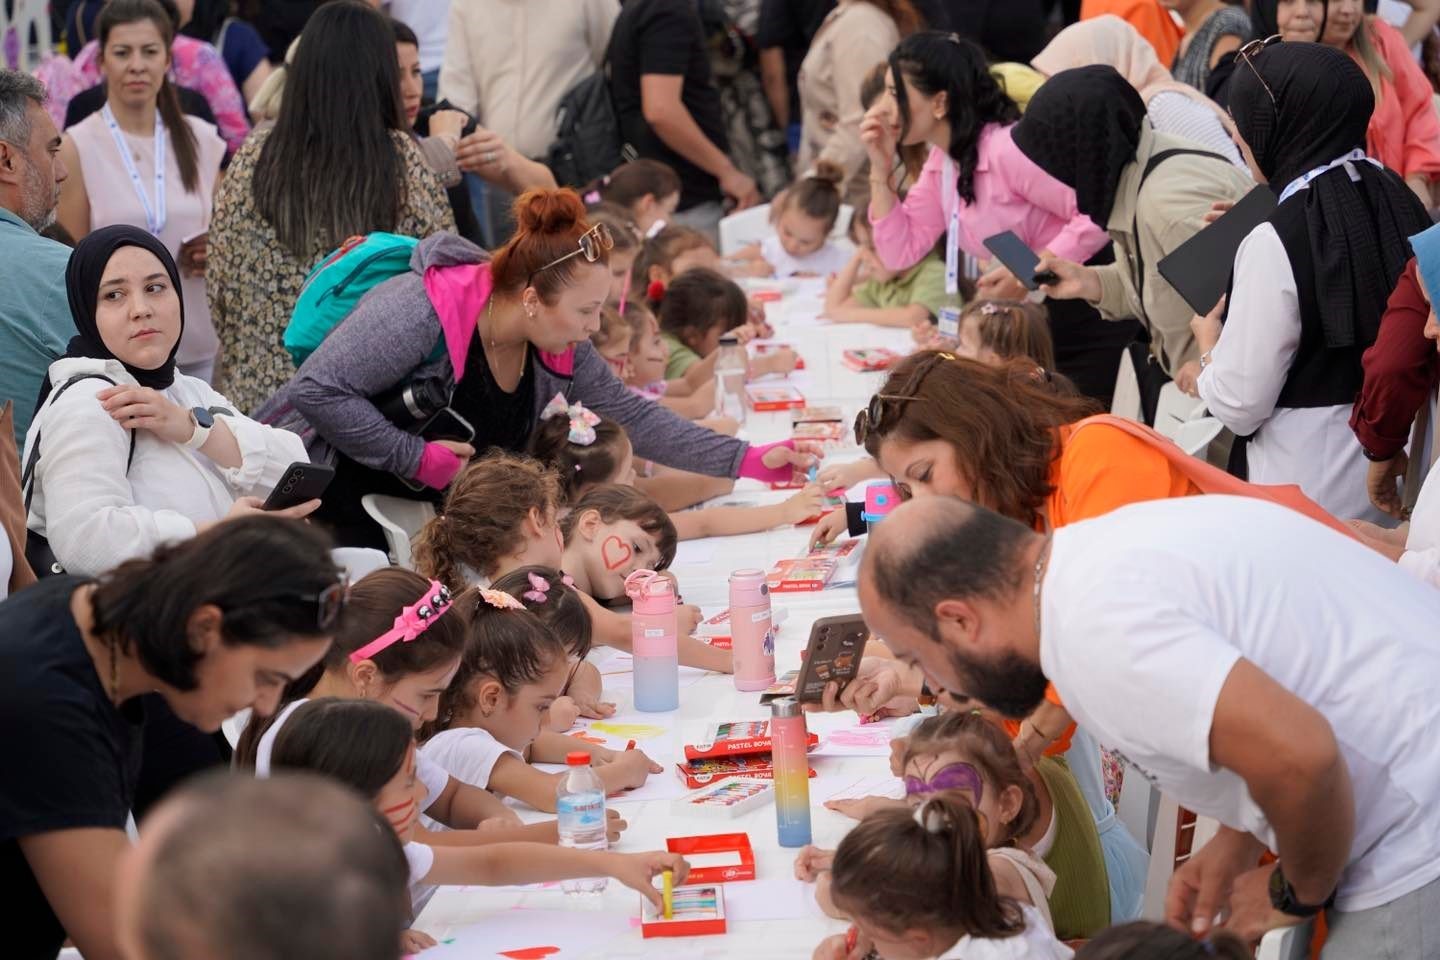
[56,0,227,383]
[261,188,811,549]
[24,225,312,579]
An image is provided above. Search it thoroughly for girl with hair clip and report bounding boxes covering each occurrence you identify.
[812,795,1073,960]
[260,188,811,550]
[413,460,729,674]
[657,268,797,382]
[271,698,688,948]
[491,564,615,730]
[798,710,1113,940]
[584,160,683,237]
[419,589,662,813]
[1073,921,1250,960]
[529,404,824,537]
[730,162,853,279]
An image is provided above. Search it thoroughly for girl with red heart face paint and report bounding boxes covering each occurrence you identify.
[558,486,677,601]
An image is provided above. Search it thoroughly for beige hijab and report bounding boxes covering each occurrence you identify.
[1031,15,1237,135]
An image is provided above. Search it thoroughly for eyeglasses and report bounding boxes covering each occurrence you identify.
[853,352,956,446]
[528,222,614,286]
[296,576,350,632]
[1237,34,1282,108]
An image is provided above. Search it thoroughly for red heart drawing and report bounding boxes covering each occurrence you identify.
[498,948,560,960]
[600,535,632,571]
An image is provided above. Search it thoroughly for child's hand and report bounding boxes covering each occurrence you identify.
[755,346,798,377]
[607,851,691,908]
[612,748,664,788]
[816,458,879,492]
[679,603,703,637]
[911,314,936,345]
[476,805,524,830]
[808,508,849,550]
[401,928,437,954]
[545,696,581,732]
[571,689,617,720]
[605,807,628,843]
[823,794,906,821]
[793,844,835,881]
[783,484,827,525]
[889,737,906,777]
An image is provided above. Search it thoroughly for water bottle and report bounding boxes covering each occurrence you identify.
[729,568,776,692]
[627,570,679,712]
[861,481,899,528]
[714,334,747,424]
[556,752,608,894]
[770,698,813,847]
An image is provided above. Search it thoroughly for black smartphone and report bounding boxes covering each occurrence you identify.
[794,613,869,702]
[982,230,1058,290]
[419,406,476,444]
[262,462,335,511]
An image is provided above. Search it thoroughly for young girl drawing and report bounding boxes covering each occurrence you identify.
[730,163,852,278]
[419,589,661,813]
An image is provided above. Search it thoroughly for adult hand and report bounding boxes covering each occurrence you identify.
[1191,295,1227,355]
[859,106,897,176]
[435,439,477,461]
[455,127,511,178]
[179,233,208,278]
[1036,256,1101,302]
[429,108,468,142]
[1222,862,1305,945]
[808,509,849,550]
[1165,825,1266,937]
[1204,199,1235,225]
[976,263,1030,302]
[545,696,581,732]
[98,384,196,444]
[808,656,914,717]
[1173,360,1202,398]
[1347,518,1408,561]
[782,484,827,525]
[205,495,321,532]
[793,844,835,881]
[1366,453,1409,518]
[608,851,690,908]
[720,167,760,210]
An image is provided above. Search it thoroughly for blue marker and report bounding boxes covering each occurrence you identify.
[807,464,818,484]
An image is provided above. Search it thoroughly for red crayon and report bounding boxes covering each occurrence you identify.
[626,739,637,751]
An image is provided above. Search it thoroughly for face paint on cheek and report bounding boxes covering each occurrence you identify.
[390,698,422,719]
[382,797,417,832]
[600,535,632,571]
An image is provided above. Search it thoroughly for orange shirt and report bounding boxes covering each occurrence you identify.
[1006,421,1200,753]
[1080,0,1184,68]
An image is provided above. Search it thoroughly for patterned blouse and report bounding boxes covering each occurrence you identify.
[206,128,456,415]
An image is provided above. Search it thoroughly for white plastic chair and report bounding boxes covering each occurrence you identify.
[1110,351,1144,421]
[1141,793,1221,922]
[1152,383,1208,439]
[1256,920,1315,960]
[717,202,856,256]
[1116,765,1160,850]
[360,494,436,570]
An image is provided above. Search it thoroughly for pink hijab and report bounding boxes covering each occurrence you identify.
[1031,15,1237,136]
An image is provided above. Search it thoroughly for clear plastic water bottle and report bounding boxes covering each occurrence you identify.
[556,752,608,894]
[714,334,747,424]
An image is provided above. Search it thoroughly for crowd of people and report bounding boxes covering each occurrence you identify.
[2,0,1440,958]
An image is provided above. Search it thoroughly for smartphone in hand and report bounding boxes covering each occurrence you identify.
[262,462,335,511]
[795,614,869,702]
[982,231,1057,290]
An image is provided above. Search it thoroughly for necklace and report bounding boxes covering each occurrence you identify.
[1032,536,1052,641]
[485,297,498,349]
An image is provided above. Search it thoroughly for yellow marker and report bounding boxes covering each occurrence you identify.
[662,869,674,920]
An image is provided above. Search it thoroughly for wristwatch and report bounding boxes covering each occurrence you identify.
[1268,864,1335,918]
[183,406,215,450]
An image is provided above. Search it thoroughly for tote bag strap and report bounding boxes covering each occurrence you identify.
[1070,414,1357,540]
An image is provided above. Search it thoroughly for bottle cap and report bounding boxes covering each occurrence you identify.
[770,696,802,719]
[565,752,592,766]
[625,569,675,615]
[728,568,769,604]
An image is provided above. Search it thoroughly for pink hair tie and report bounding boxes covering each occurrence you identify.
[349,581,453,663]
[583,190,602,205]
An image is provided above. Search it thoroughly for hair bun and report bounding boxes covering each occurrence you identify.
[810,160,846,187]
[512,189,588,237]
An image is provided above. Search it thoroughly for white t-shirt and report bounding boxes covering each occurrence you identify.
[761,235,851,279]
[420,726,522,792]
[404,840,439,916]
[386,0,452,72]
[1401,457,1440,590]
[1041,495,1440,912]
[936,904,1073,959]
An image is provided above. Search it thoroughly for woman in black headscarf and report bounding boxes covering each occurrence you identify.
[24,224,314,579]
[1013,64,1253,408]
[1191,41,1429,524]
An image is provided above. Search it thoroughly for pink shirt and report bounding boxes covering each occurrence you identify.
[1362,19,1440,181]
[869,125,1109,272]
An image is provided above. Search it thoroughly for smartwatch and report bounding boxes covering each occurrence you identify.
[1268,864,1335,918]
[183,406,215,450]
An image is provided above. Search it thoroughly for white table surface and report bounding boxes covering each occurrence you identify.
[415,283,917,958]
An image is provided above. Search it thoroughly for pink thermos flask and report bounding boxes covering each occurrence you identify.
[729,568,776,691]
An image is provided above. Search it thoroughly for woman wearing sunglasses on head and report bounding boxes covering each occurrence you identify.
[0,516,347,960]
[1191,40,1430,524]
[261,188,812,549]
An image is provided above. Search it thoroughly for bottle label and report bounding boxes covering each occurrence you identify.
[557,791,606,829]
[751,610,771,623]
[644,627,665,638]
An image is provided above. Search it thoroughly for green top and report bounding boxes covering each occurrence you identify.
[0,208,73,445]
[1036,756,1111,939]
[662,331,702,381]
[852,255,958,319]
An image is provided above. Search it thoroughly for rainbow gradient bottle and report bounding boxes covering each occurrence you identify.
[769,697,813,847]
[626,569,679,712]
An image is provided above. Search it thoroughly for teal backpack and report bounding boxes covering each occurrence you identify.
[285,232,419,366]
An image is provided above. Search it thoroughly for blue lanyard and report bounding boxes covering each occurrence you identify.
[101,103,167,235]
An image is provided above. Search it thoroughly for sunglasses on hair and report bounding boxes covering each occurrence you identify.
[529,223,615,285]
[1237,34,1282,107]
[852,352,956,446]
[293,576,350,632]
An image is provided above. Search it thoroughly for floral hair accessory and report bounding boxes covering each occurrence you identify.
[646,279,666,302]
[349,581,453,663]
[978,302,1006,316]
[479,588,525,611]
[540,392,602,446]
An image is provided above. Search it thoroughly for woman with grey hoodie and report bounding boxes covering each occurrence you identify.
[261,189,810,548]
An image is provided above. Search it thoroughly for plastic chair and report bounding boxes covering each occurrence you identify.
[1256,920,1315,960]
[1116,766,1160,850]
[1110,351,1144,421]
[360,494,436,570]
[1141,793,1220,922]
[717,202,856,256]
[1152,383,1208,440]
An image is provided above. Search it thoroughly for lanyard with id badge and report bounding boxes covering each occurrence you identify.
[936,156,972,338]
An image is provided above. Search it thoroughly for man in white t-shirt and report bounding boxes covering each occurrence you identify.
[858,494,1440,959]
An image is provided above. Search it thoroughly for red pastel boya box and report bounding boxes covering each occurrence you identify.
[666,832,757,883]
[640,882,727,938]
[683,720,819,761]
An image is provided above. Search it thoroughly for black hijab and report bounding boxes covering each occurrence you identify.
[1011,65,1148,226]
[1230,41,1428,349]
[37,224,186,411]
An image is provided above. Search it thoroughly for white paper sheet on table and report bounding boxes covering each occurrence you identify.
[806,714,904,757]
[671,540,717,566]
[419,906,634,958]
[722,878,827,922]
[818,774,905,803]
